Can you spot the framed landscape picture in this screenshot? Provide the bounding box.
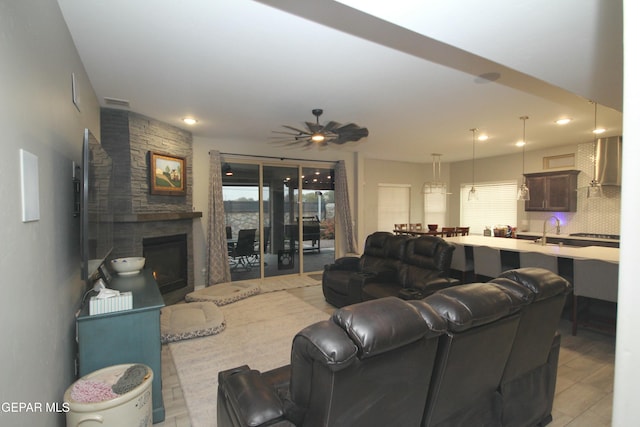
[149,151,186,196]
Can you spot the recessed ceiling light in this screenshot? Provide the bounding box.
[516,141,526,147]
[182,117,197,125]
[478,134,489,141]
[555,118,572,125]
[593,128,606,134]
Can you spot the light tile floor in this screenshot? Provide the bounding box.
[155,282,616,427]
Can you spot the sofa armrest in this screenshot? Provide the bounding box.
[325,256,360,271]
[413,277,460,296]
[360,267,397,282]
[218,366,286,427]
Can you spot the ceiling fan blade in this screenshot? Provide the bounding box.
[322,121,341,132]
[335,123,360,132]
[282,125,311,135]
[272,130,303,137]
[305,122,322,133]
[273,111,368,148]
[334,127,369,144]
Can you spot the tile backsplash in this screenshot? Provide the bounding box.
[524,142,621,235]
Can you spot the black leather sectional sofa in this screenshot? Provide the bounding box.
[322,231,456,307]
[217,267,571,427]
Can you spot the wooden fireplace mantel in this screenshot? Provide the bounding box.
[113,211,203,223]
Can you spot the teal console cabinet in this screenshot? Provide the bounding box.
[76,269,165,423]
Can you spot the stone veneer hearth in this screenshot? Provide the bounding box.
[101,108,201,305]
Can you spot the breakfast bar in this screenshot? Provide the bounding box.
[444,235,619,263]
[444,235,619,335]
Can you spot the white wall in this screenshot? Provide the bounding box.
[361,158,443,238]
[0,1,100,426]
[612,1,640,424]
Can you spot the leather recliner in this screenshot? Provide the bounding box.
[218,268,570,427]
[493,268,572,427]
[322,232,410,307]
[417,280,532,427]
[217,297,447,427]
[361,234,455,301]
[323,232,455,307]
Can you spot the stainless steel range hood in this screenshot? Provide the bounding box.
[595,136,622,186]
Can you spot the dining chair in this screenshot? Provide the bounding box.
[230,228,257,270]
[394,224,409,234]
[441,227,457,237]
[572,259,619,335]
[226,226,234,255]
[455,226,470,236]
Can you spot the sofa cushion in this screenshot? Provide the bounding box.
[422,282,528,332]
[361,280,404,301]
[358,232,390,271]
[332,297,444,358]
[497,267,571,301]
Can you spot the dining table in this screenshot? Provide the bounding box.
[393,228,447,237]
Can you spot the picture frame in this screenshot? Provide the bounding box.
[149,151,186,196]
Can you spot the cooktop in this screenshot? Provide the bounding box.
[569,233,620,240]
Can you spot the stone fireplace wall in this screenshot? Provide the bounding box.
[101,108,200,304]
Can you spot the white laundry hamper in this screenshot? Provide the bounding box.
[64,364,153,427]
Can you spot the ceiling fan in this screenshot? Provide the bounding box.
[271,109,369,147]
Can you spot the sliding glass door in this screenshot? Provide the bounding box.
[222,160,335,281]
[262,164,300,278]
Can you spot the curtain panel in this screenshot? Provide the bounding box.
[207,150,232,285]
[335,160,357,254]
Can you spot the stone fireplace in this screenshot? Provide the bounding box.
[101,108,201,305]
[143,233,188,294]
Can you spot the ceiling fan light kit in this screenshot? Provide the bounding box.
[271,109,368,147]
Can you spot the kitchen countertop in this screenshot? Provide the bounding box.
[445,235,619,264]
[517,232,620,244]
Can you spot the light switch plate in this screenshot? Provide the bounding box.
[20,149,40,222]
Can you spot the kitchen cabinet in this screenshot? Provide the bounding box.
[524,170,579,212]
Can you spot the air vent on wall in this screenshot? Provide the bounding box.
[104,97,130,108]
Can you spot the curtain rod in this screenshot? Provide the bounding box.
[210,151,338,164]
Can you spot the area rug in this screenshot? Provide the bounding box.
[168,291,330,427]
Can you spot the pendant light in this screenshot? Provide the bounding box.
[587,101,603,198]
[468,128,479,201]
[516,116,530,201]
[423,153,449,195]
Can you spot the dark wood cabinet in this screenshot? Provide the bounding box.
[524,170,579,212]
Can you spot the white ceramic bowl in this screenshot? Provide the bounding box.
[110,257,146,275]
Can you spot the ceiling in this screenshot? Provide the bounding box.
[57,0,623,163]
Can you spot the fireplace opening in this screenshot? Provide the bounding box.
[143,234,188,294]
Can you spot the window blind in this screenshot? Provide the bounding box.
[424,191,447,227]
[460,181,517,235]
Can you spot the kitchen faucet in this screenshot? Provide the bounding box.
[541,216,561,245]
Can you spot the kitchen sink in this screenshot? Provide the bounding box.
[528,240,580,248]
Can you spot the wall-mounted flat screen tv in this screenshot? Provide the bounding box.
[81,128,114,283]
